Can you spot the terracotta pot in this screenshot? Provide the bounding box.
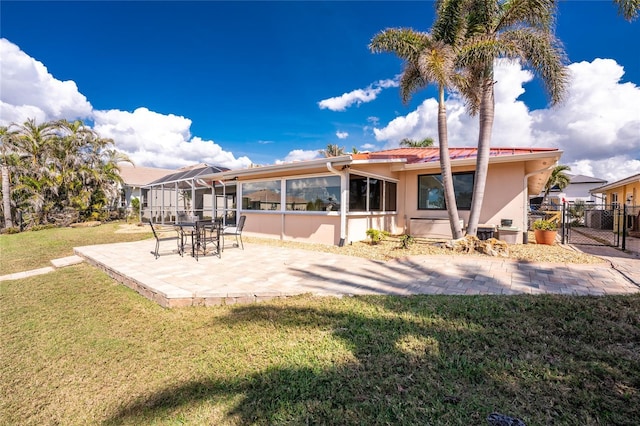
[534,229,557,245]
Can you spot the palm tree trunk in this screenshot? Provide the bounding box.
[437,86,463,239]
[467,80,495,237]
[1,164,13,228]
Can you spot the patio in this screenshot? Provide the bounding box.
[74,237,640,308]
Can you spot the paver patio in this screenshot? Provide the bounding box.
[73,238,640,308]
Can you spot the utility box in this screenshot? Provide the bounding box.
[477,224,496,241]
[497,227,520,244]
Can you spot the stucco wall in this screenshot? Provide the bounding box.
[400,162,527,242]
[241,212,342,245]
[346,213,399,243]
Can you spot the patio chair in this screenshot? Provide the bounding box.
[223,215,246,250]
[149,221,179,259]
[193,219,221,260]
[185,220,221,260]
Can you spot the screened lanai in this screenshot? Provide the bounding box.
[141,164,237,225]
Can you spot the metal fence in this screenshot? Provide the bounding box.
[559,202,636,250]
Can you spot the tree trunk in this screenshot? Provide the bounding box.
[1,164,13,228]
[437,86,463,239]
[467,80,495,237]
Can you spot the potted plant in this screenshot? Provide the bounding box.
[532,218,557,245]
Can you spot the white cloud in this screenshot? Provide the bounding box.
[372,59,640,182]
[336,131,349,139]
[93,108,252,170]
[0,38,92,125]
[318,78,398,111]
[276,149,320,163]
[0,38,252,170]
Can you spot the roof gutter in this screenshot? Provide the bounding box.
[216,155,354,180]
[327,161,348,247]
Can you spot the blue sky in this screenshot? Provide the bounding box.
[1,1,639,182]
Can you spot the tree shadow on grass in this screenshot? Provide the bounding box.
[104,297,498,425]
[104,287,640,425]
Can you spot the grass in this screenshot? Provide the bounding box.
[1,224,639,424]
[0,221,152,275]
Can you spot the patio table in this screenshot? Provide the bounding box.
[176,220,219,259]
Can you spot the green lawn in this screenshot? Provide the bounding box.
[0,221,152,275]
[1,225,639,425]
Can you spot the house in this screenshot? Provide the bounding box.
[555,174,607,203]
[531,173,607,208]
[590,173,640,234]
[118,163,175,213]
[142,147,562,245]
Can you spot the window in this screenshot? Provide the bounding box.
[286,176,340,211]
[242,180,281,210]
[611,192,619,209]
[349,174,397,212]
[418,172,474,210]
[349,175,368,211]
[385,181,397,211]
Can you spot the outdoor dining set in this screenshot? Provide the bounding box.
[149,215,246,260]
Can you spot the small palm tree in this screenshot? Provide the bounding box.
[542,164,571,206]
[318,144,346,158]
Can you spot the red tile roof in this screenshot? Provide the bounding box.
[352,147,559,164]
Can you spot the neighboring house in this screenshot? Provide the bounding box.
[590,173,640,234]
[144,147,562,245]
[555,174,608,203]
[118,163,175,213]
[531,173,607,208]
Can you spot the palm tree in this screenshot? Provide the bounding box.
[454,0,569,237]
[542,164,571,206]
[370,1,469,239]
[318,144,346,157]
[0,126,16,228]
[399,137,435,147]
[9,119,60,225]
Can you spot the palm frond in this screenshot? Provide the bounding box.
[501,28,569,105]
[399,63,428,104]
[369,28,431,62]
[613,0,640,21]
[499,0,555,31]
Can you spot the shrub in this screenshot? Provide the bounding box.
[366,228,389,245]
[532,218,557,231]
[399,234,415,249]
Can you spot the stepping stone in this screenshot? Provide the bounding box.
[51,255,84,268]
[0,267,55,282]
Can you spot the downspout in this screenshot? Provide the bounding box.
[327,161,347,247]
[523,162,557,243]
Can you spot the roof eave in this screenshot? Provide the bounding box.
[590,173,640,194]
[204,155,354,180]
[397,150,562,170]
